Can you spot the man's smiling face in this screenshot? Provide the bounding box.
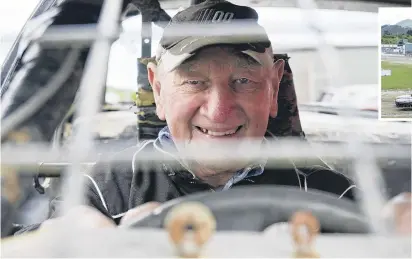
[148,45,283,173]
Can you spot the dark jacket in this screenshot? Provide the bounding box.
[16,139,356,234]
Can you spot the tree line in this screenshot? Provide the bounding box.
[381,30,412,44]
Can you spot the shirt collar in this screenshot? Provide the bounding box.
[156,126,266,190]
[158,126,175,151]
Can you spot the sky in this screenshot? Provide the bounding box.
[0,0,40,34]
[0,0,41,64]
[379,7,412,25]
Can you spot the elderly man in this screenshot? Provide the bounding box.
[15,0,409,233]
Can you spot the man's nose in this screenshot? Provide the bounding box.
[201,85,236,123]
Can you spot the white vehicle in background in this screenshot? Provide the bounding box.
[309,84,378,111]
[299,84,410,145]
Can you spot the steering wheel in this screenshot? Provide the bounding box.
[125,186,370,233]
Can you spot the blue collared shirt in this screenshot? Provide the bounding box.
[157,126,266,190]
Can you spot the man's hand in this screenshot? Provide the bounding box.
[39,205,116,231]
[383,192,411,235]
[119,202,161,226]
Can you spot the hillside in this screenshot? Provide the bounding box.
[381,24,409,35]
[382,19,412,35]
[396,19,412,29]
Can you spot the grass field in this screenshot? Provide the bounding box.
[381,61,412,90]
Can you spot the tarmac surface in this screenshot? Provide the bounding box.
[381,90,412,119]
[381,54,412,65]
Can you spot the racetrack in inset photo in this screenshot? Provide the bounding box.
[380,59,412,119]
[381,90,412,119]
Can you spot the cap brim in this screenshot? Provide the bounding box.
[156,36,273,72]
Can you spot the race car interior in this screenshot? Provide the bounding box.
[0,0,411,257]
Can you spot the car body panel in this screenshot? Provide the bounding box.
[299,109,411,143]
[1,228,411,257]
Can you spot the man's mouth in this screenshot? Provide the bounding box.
[195,125,243,136]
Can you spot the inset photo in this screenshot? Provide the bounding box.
[379,7,412,120]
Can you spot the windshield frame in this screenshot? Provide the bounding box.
[0,0,57,94]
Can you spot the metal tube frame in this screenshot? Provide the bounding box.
[60,0,124,212]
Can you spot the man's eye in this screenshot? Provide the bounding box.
[185,80,201,85]
[180,79,207,92]
[234,78,251,84]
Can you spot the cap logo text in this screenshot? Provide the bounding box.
[211,11,234,23]
[197,8,234,23]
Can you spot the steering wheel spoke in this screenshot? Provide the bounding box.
[290,211,321,258]
[164,202,216,258]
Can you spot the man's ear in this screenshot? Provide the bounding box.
[269,59,284,118]
[147,62,165,120]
